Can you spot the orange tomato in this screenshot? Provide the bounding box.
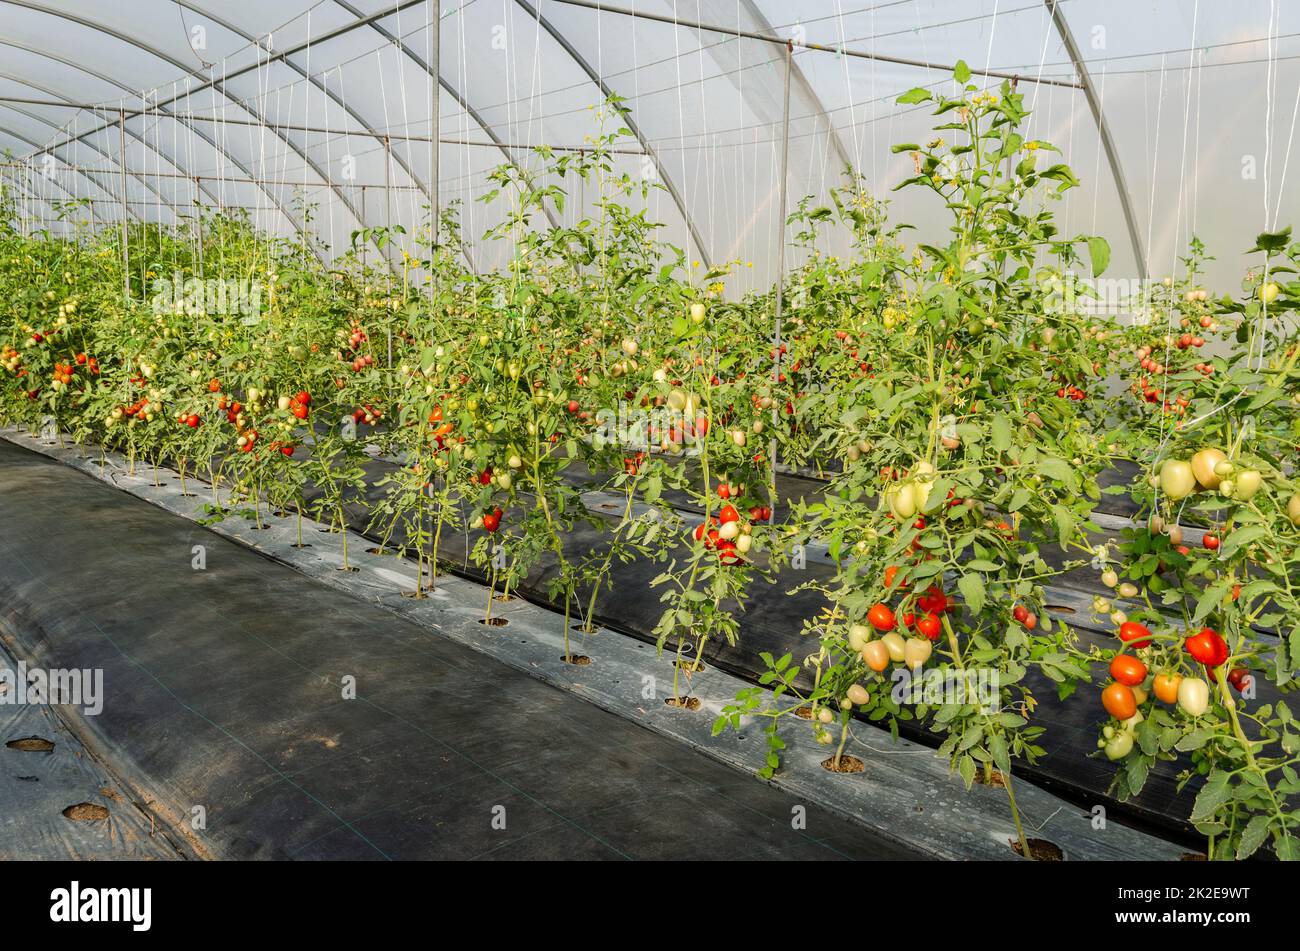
[1153,672,1182,704]
[861,640,890,673]
[1102,682,1137,720]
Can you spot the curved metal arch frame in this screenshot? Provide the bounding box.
[1,172,86,231]
[0,39,273,215]
[0,106,141,227]
[0,107,121,226]
[0,0,1148,283]
[513,0,713,268]
[175,0,479,271]
[0,128,115,226]
[326,0,563,241]
[737,0,853,175]
[0,54,200,222]
[1045,0,1146,277]
[0,0,373,267]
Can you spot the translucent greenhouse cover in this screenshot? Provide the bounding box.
[1,0,1297,295]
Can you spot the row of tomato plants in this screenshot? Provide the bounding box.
[2,77,1298,860]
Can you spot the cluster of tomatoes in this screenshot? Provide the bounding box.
[1158,446,1265,506]
[351,403,383,426]
[339,324,372,374]
[49,361,76,390]
[279,391,311,421]
[691,485,759,564]
[1098,621,1251,760]
[872,574,952,645]
[850,601,934,673]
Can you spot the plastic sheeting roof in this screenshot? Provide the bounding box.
[1,1,1297,292]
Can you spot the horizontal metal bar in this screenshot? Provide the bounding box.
[549,0,1084,90]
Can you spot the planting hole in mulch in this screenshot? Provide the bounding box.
[665,696,701,711]
[1011,838,1063,861]
[493,594,516,603]
[1045,604,1076,614]
[6,736,55,752]
[178,492,198,498]
[336,565,359,573]
[478,617,509,627]
[562,654,591,666]
[365,547,387,555]
[793,705,814,720]
[400,589,429,600]
[62,803,110,822]
[973,768,1007,788]
[290,543,312,549]
[674,657,706,672]
[821,754,865,774]
[1180,852,1207,861]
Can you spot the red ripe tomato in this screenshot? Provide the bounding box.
[482,512,500,533]
[917,585,947,615]
[291,401,309,420]
[916,613,941,641]
[1013,604,1029,624]
[718,504,740,525]
[693,523,707,543]
[1203,533,1220,551]
[1102,682,1137,720]
[1227,667,1251,693]
[295,391,311,406]
[1185,627,1229,667]
[717,539,740,564]
[1109,654,1148,687]
[281,445,295,457]
[186,414,199,427]
[717,484,731,500]
[1118,621,1152,649]
[866,603,896,632]
[477,468,493,486]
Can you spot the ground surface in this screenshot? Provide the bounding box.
[0,439,921,860]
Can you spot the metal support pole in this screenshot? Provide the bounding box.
[769,41,792,510]
[385,135,394,368]
[429,0,440,301]
[360,184,368,270]
[118,110,130,304]
[194,177,204,281]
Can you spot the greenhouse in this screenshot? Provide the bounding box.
[0,0,1297,881]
